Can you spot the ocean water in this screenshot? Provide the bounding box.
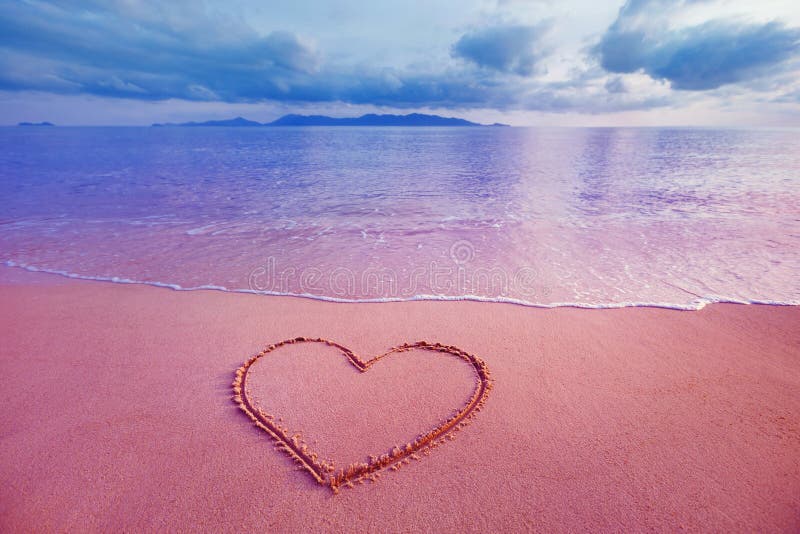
[1,126,799,309]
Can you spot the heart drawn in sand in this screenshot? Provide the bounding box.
[232,337,492,493]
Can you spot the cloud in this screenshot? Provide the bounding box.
[0,1,320,101]
[451,23,552,76]
[2,0,793,118]
[774,88,800,103]
[604,77,628,94]
[0,1,558,109]
[595,0,800,90]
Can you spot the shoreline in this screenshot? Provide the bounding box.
[5,260,798,312]
[1,267,799,531]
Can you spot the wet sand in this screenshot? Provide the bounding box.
[1,267,798,531]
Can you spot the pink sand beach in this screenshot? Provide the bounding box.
[1,266,798,531]
[3,1,800,530]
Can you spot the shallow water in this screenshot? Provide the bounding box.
[1,126,799,309]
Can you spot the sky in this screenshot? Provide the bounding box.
[0,0,799,126]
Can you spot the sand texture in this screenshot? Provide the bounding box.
[1,268,799,532]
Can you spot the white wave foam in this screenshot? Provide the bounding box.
[4,259,799,311]
[185,222,219,235]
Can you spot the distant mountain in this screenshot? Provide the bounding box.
[151,116,262,127]
[18,121,54,126]
[266,113,489,126]
[150,113,508,127]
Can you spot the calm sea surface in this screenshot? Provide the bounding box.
[1,126,798,309]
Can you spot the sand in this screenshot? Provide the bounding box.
[1,266,798,532]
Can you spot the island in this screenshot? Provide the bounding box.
[151,117,262,127]
[152,113,509,127]
[267,113,485,126]
[17,121,55,127]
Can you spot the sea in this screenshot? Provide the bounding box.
[1,125,799,310]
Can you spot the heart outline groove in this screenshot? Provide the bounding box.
[232,337,492,493]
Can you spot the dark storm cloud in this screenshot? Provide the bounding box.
[596,0,800,90]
